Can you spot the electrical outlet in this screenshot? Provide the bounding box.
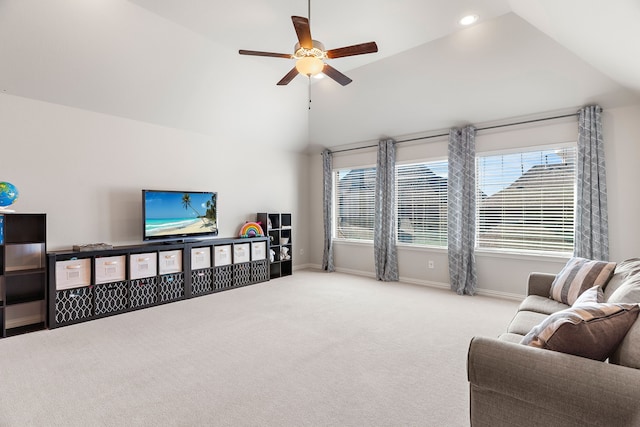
[428,260,434,269]
[299,248,304,255]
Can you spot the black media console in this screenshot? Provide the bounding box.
[47,236,269,328]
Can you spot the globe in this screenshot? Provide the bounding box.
[0,182,19,208]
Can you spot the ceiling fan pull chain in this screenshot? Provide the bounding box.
[308,76,312,110]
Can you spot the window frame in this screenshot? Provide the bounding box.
[474,142,577,257]
[395,157,449,249]
[330,141,577,259]
[332,165,377,243]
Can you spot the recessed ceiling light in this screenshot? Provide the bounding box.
[459,14,479,26]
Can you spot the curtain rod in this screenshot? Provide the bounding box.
[329,112,579,154]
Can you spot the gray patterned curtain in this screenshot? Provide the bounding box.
[448,126,477,295]
[321,149,335,271]
[374,139,399,281]
[575,105,609,260]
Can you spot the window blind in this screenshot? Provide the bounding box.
[396,161,448,246]
[334,167,376,241]
[476,146,576,253]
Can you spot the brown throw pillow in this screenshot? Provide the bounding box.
[521,303,640,361]
[550,257,616,305]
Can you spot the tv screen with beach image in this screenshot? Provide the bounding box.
[143,190,218,240]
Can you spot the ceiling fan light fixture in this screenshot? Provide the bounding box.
[296,56,324,76]
[459,14,479,26]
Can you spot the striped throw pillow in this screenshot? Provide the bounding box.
[550,257,616,305]
[521,302,640,361]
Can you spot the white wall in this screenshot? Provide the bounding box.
[308,104,640,298]
[1,94,310,266]
[605,103,640,261]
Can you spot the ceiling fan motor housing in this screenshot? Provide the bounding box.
[293,40,326,59]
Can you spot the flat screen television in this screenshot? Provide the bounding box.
[142,190,218,241]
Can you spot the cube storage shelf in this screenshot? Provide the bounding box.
[47,236,269,329]
[257,212,292,279]
[0,213,47,338]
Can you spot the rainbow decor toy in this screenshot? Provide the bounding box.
[239,222,264,238]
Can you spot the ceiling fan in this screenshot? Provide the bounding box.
[239,14,378,86]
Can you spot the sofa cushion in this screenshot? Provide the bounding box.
[609,318,640,368]
[604,258,640,301]
[549,257,616,305]
[507,310,549,336]
[608,283,640,305]
[606,267,640,369]
[518,295,569,316]
[520,303,640,361]
[607,273,640,304]
[497,332,524,343]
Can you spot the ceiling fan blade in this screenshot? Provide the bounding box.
[277,67,300,85]
[326,42,378,59]
[239,50,292,59]
[292,16,312,49]
[322,64,352,86]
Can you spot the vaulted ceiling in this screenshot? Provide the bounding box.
[1,0,638,151]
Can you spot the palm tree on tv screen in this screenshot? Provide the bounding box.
[182,193,209,227]
[205,194,217,225]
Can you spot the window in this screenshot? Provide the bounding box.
[334,161,448,245]
[334,167,376,241]
[333,145,576,255]
[476,146,576,254]
[396,160,448,246]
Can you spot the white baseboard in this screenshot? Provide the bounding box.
[335,266,376,278]
[474,288,524,301]
[293,263,316,272]
[399,276,450,290]
[400,275,523,300]
[301,265,524,301]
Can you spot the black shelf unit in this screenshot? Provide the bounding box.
[0,213,47,338]
[47,236,269,329]
[257,212,292,279]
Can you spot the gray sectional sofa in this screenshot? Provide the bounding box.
[467,259,640,427]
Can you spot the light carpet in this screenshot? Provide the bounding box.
[0,270,519,426]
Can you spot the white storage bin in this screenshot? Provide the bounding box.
[251,241,267,261]
[191,247,211,270]
[95,255,126,285]
[214,245,232,267]
[129,252,158,280]
[159,250,182,274]
[233,243,251,264]
[56,258,91,290]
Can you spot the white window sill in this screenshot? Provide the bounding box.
[333,239,570,261]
